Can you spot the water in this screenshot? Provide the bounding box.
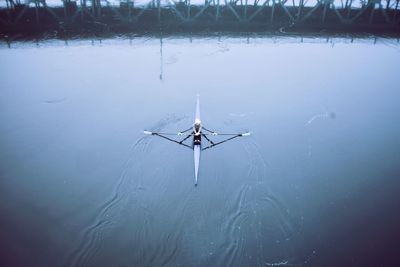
[1,35,400,267]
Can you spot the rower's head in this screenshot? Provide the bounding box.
[194,120,201,132]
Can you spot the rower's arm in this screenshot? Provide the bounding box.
[179,127,193,134]
[202,127,217,134]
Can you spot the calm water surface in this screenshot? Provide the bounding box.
[1,35,400,267]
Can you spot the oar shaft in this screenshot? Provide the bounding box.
[202,133,251,136]
[143,131,192,136]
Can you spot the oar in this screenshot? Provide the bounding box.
[143,131,192,136]
[202,132,251,136]
[143,131,193,149]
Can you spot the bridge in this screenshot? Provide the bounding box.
[1,0,399,36]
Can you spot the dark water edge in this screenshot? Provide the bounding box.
[1,30,399,45]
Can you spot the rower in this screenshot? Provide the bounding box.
[193,119,201,146]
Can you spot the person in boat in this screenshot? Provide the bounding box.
[193,120,201,146]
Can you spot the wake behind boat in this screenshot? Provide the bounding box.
[144,95,251,186]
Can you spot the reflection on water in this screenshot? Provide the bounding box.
[0,34,400,267]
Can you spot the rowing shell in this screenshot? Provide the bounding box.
[143,96,251,186]
[194,95,201,186]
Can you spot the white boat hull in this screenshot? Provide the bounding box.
[194,95,201,185]
[194,144,200,185]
